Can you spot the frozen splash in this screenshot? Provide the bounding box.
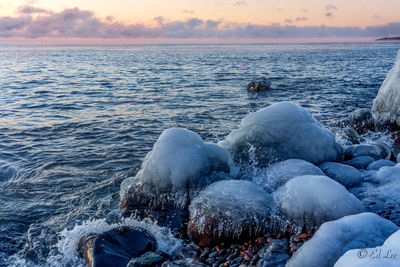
[6,217,182,267]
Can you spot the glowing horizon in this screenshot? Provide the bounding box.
[0,0,400,41]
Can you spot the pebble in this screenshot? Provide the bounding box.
[209,252,218,258]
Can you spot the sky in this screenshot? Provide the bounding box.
[0,0,400,42]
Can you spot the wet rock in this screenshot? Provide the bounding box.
[126,251,166,267]
[344,156,375,169]
[105,209,122,225]
[274,175,364,231]
[78,226,157,267]
[246,159,324,193]
[337,108,375,134]
[286,213,398,267]
[221,102,342,167]
[247,77,272,93]
[318,162,361,188]
[256,239,290,267]
[188,180,278,246]
[367,159,395,170]
[344,143,392,160]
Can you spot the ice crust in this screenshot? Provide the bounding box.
[220,101,342,166]
[274,175,364,230]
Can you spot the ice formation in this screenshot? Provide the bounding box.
[120,127,232,209]
[318,162,362,188]
[220,101,342,167]
[247,159,325,193]
[372,50,400,126]
[273,175,364,230]
[344,156,375,169]
[335,229,400,267]
[344,143,392,160]
[287,212,398,267]
[188,180,279,246]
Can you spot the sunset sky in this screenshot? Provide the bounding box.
[1,0,400,41]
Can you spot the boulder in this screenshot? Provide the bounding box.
[247,159,324,193]
[188,180,277,246]
[287,213,398,267]
[78,226,157,267]
[120,128,232,230]
[247,77,272,92]
[337,108,375,134]
[126,251,166,267]
[344,156,375,169]
[344,143,392,160]
[221,102,342,167]
[274,175,364,231]
[318,162,362,188]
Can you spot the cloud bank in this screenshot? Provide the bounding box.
[0,6,399,39]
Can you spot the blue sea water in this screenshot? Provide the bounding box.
[0,42,399,266]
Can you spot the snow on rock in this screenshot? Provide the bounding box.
[334,229,400,267]
[220,101,343,167]
[372,50,400,126]
[287,212,399,267]
[367,159,395,170]
[120,127,232,211]
[318,162,362,188]
[273,175,364,231]
[187,180,278,246]
[243,159,324,193]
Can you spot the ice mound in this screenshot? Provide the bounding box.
[344,143,392,160]
[372,50,400,126]
[274,175,364,230]
[318,162,362,188]
[287,212,398,267]
[187,180,279,246]
[335,229,400,267]
[120,127,232,210]
[220,101,342,167]
[247,159,325,193]
[367,159,395,170]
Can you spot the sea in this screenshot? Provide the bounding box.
[0,42,399,266]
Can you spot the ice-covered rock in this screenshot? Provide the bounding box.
[245,159,324,193]
[220,101,342,167]
[344,156,375,169]
[287,212,398,267]
[335,229,400,267]
[318,162,362,188]
[120,128,231,212]
[344,143,392,160]
[274,175,364,230]
[367,159,395,170]
[187,180,278,246]
[372,50,400,127]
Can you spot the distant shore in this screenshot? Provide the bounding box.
[376,36,400,41]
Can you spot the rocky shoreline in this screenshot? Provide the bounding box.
[77,50,400,267]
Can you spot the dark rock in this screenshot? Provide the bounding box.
[344,156,375,169]
[78,226,157,267]
[336,108,374,134]
[127,251,166,267]
[256,239,290,267]
[367,159,396,170]
[247,77,272,93]
[344,143,392,161]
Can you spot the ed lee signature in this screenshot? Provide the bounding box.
[358,248,398,260]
